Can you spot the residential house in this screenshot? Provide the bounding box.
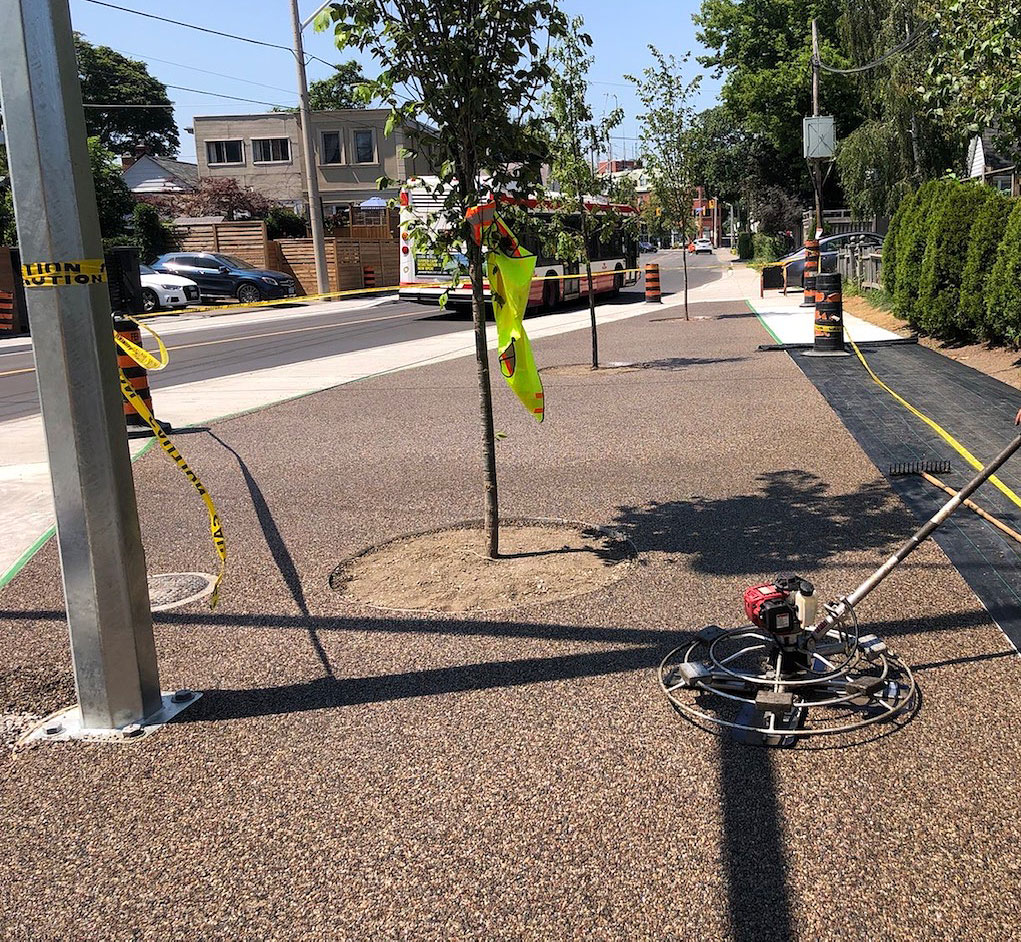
[967,127,1019,196]
[121,149,199,194]
[192,109,432,217]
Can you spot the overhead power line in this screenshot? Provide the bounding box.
[81,85,291,109]
[110,47,296,95]
[817,30,923,74]
[81,0,292,52]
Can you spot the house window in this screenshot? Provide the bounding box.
[252,138,291,163]
[353,129,375,164]
[322,131,342,164]
[206,140,244,165]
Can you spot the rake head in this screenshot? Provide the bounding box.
[888,459,952,477]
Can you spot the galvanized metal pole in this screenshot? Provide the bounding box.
[0,0,161,730]
[290,0,330,295]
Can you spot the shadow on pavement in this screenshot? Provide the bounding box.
[177,643,665,722]
[721,736,795,942]
[632,356,747,371]
[207,431,335,679]
[612,471,912,577]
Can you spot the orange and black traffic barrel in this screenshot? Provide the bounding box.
[644,263,661,303]
[363,266,376,289]
[801,238,820,308]
[813,272,845,353]
[114,316,159,435]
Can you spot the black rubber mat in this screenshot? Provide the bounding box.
[792,343,1021,651]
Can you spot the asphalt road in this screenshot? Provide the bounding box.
[0,250,725,423]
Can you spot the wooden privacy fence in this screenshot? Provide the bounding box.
[272,238,400,296]
[172,220,271,269]
[0,246,28,336]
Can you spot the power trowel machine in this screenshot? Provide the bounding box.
[660,432,1021,745]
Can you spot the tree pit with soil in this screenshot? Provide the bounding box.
[329,519,637,614]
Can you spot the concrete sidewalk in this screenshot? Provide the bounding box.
[3,285,1020,938]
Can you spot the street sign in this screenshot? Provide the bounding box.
[803,116,835,159]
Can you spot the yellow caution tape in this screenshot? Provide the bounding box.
[845,327,1021,510]
[114,316,169,371]
[117,370,227,607]
[21,258,107,287]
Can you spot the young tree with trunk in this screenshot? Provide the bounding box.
[627,48,702,319]
[541,18,625,370]
[316,0,567,557]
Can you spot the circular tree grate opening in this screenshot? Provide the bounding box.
[330,519,637,614]
[148,572,217,612]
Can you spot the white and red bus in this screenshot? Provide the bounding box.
[398,177,640,310]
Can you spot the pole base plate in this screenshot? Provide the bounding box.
[18,689,201,747]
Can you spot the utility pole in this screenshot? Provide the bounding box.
[290,0,330,295]
[0,0,164,732]
[811,18,824,234]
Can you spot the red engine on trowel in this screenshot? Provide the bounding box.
[743,574,817,646]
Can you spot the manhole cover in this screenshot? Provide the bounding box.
[148,572,217,611]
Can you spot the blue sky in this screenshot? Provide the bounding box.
[68,0,721,161]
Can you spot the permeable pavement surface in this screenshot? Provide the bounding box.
[3,300,1019,939]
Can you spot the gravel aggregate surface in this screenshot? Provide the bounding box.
[2,299,1020,940]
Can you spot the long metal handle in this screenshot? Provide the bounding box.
[811,432,1021,640]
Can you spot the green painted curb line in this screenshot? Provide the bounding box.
[0,437,157,593]
[745,298,784,345]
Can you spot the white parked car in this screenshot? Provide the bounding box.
[693,238,714,254]
[139,264,201,314]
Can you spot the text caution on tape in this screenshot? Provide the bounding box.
[21,259,107,287]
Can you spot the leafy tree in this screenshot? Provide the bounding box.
[683,105,752,206]
[74,35,178,157]
[310,61,367,111]
[986,201,1021,346]
[627,47,702,318]
[131,202,176,263]
[317,0,568,558]
[746,184,802,240]
[1,139,136,246]
[0,147,14,246]
[917,180,992,338]
[152,177,271,222]
[88,137,134,241]
[266,206,308,239]
[960,190,1013,340]
[832,0,960,218]
[541,18,626,369]
[273,60,367,113]
[694,0,863,203]
[923,0,1021,146]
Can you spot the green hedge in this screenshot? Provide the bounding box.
[893,179,945,327]
[737,231,754,260]
[917,181,994,339]
[752,232,782,262]
[961,190,1014,340]
[882,180,1016,343]
[987,200,1021,346]
[881,189,916,297]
